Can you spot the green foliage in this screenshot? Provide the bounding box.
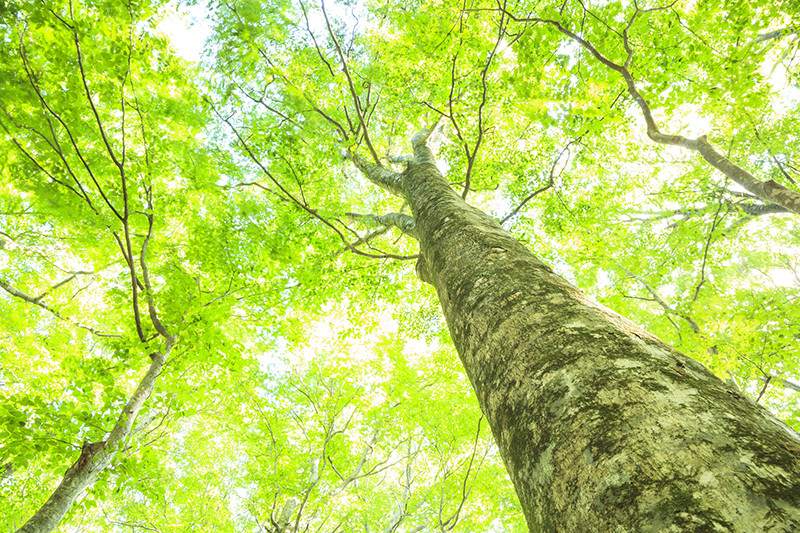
[1,0,799,530]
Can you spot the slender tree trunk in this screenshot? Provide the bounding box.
[368,136,800,531]
[16,336,176,533]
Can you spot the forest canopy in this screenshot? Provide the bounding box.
[1,0,799,530]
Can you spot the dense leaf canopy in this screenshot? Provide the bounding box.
[1,0,798,530]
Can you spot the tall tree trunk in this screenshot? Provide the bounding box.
[363,135,800,531]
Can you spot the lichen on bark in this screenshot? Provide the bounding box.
[377,135,800,532]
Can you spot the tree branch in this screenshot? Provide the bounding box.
[615,265,700,334]
[346,212,418,239]
[217,107,415,260]
[345,151,407,197]
[16,334,177,533]
[461,3,507,199]
[320,0,381,165]
[0,278,121,339]
[139,212,171,339]
[501,5,800,215]
[501,134,583,224]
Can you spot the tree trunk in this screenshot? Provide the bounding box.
[387,139,800,531]
[16,336,176,533]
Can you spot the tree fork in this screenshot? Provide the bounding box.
[359,132,800,531]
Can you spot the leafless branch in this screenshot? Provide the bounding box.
[691,200,724,302]
[460,3,508,199]
[440,416,484,531]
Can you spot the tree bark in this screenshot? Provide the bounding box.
[366,136,800,531]
[16,335,176,533]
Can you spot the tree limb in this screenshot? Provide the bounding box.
[320,0,381,165]
[501,5,800,215]
[615,265,700,334]
[345,151,407,197]
[0,278,122,339]
[16,334,177,533]
[346,212,418,239]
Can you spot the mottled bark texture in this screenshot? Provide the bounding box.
[362,135,800,531]
[16,335,176,533]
